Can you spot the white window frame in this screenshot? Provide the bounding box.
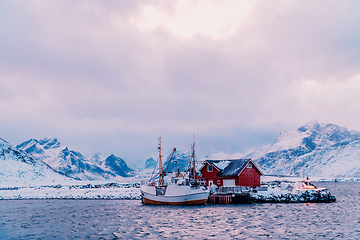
[247,163,252,168]
[207,165,213,172]
[208,180,213,186]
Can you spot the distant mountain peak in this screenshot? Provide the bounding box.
[39,138,61,149]
[16,138,61,155]
[16,138,135,180]
[92,152,102,158]
[104,154,135,177]
[297,120,320,132]
[0,137,10,146]
[246,121,360,179]
[145,157,156,169]
[0,137,64,182]
[90,152,105,166]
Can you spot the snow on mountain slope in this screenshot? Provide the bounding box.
[16,138,135,181]
[145,157,156,169]
[246,120,360,179]
[90,152,105,166]
[0,138,67,183]
[162,151,191,173]
[104,154,135,177]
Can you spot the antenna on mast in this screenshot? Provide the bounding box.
[158,137,162,186]
[191,134,196,181]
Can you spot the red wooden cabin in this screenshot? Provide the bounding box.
[199,159,263,188]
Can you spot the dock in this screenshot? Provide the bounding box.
[208,186,253,204]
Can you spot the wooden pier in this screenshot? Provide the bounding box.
[208,193,252,204]
[208,186,253,204]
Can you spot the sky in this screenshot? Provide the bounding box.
[1,0,360,167]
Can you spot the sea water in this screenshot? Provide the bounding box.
[1,182,359,239]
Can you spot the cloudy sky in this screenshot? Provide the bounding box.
[1,0,360,166]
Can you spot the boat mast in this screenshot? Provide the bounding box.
[158,137,162,186]
[191,134,196,181]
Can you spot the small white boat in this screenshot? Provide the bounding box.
[140,137,210,205]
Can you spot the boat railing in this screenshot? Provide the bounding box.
[142,179,207,187]
[141,180,174,187]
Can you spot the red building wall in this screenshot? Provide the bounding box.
[238,167,261,187]
[200,163,221,186]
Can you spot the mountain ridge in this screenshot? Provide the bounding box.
[246,120,360,179]
[0,137,67,182]
[16,138,136,181]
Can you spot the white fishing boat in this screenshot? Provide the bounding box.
[140,137,210,205]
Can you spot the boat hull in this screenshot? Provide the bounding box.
[140,185,210,205]
[142,197,207,205]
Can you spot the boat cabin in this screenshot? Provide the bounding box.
[199,159,263,188]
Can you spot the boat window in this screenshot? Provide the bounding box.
[208,165,213,172]
[156,187,167,196]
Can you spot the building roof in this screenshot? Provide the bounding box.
[216,159,263,177]
[216,159,249,177]
[200,159,263,177]
[205,160,235,171]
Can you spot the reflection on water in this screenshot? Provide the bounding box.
[1,182,360,239]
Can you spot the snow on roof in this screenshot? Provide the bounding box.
[205,160,234,171]
[218,159,251,177]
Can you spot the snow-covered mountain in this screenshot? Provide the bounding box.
[246,120,360,179]
[143,150,191,173]
[104,154,135,177]
[0,137,66,182]
[163,151,191,173]
[145,157,156,169]
[16,138,135,181]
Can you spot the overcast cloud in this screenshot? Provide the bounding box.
[1,0,360,165]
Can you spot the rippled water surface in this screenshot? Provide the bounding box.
[1,182,360,239]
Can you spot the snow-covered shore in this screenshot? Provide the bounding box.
[251,179,336,203]
[261,175,360,183]
[252,187,336,203]
[0,175,342,202]
[0,180,141,200]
